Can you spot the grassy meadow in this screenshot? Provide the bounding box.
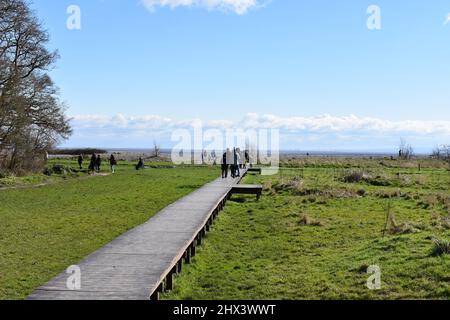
[0,159,218,300]
[163,157,450,300]
[1,156,449,300]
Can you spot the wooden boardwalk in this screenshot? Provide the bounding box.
[28,170,248,300]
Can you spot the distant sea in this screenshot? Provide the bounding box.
[103,148,429,158]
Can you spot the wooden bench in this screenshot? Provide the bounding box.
[247,167,262,174]
[231,184,263,200]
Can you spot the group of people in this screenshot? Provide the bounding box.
[77,154,147,173]
[75,149,248,177]
[221,148,249,179]
[78,154,117,174]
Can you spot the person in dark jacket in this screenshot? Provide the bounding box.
[221,151,228,179]
[136,157,145,170]
[96,155,102,173]
[77,155,83,170]
[88,154,96,172]
[109,154,117,174]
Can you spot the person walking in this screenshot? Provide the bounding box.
[136,157,145,170]
[221,151,228,178]
[96,155,102,173]
[109,154,117,174]
[234,148,241,177]
[245,150,249,169]
[226,148,233,178]
[88,154,96,172]
[77,155,83,170]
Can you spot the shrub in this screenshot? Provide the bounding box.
[375,190,401,199]
[431,212,450,230]
[341,170,369,183]
[386,213,419,235]
[299,213,323,227]
[430,238,450,257]
[0,169,8,179]
[263,181,273,192]
[49,148,107,155]
[442,217,450,230]
[273,176,303,192]
[42,167,53,176]
[367,176,393,186]
[46,165,74,175]
[357,189,366,197]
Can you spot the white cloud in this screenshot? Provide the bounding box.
[68,115,448,151]
[141,0,261,15]
[67,113,450,152]
[445,13,450,25]
[71,113,450,136]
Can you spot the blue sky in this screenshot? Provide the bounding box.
[30,0,450,152]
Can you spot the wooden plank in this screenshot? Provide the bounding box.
[28,169,249,300]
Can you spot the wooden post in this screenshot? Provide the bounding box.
[166,267,176,291]
[202,226,207,237]
[150,283,163,300]
[190,243,196,257]
[197,232,202,246]
[150,290,159,301]
[197,233,202,246]
[176,260,182,273]
[184,248,191,264]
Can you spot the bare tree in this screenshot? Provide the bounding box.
[432,145,450,167]
[0,0,71,174]
[432,145,441,159]
[398,138,414,160]
[443,146,450,164]
[152,140,160,158]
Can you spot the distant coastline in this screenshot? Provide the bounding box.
[52,148,430,158]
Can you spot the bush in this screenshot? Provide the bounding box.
[0,169,8,179]
[272,176,303,192]
[430,238,450,257]
[385,213,419,235]
[357,189,366,196]
[43,165,73,175]
[49,148,107,155]
[367,176,393,186]
[299,213,323,227]
[341,170,369,183]
[42,167,53,176]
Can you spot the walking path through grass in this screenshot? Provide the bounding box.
[28,171,246,300]
[0,164,217,300]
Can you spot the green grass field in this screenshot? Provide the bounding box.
[1,157,449,300]
[0,160,218,300]
[163,158,450,300]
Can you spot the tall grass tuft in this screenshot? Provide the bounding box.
[430,238,450,257]
[299,213,323,227]
[341,170,369,183]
